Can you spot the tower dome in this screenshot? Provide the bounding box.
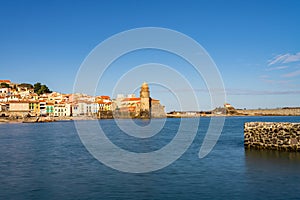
[142,82,149,88]
[140,82,150,98]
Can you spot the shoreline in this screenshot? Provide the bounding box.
[166,114,300,118]
[1,114,300,124]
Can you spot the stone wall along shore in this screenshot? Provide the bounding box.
[244,122,300,151]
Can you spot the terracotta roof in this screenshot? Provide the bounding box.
[151,99,159,102]
[0,80,11,83]
[97,100,104,104]
[127,106,137,108]
[73,100,95,104]
[100,95,110,99]
[122,97,141,102]
[8,100,37,103]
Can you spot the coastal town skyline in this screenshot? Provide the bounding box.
[1,1,300,110]
[0,80,166,118]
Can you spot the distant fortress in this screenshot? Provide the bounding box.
[166,103,300,118]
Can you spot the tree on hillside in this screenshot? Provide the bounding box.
[34,82,52,95]
[19,83,33,89]
[34,82,42,92]
[0,83,10,88]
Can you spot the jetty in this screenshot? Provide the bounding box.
[244,122,300,151]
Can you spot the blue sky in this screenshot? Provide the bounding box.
[1,0,300,111]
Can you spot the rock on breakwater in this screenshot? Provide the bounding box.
[244,122,300,151]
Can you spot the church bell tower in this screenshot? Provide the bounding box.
[140,82,150,118]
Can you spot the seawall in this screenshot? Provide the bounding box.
[244,122,300,151]
[238,108,300,116]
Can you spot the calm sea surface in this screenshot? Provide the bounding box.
[1,116,300,200]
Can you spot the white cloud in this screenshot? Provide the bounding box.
[261,78,292,85]
[268,54,289,66]
[260,75,269,79]
[154,87,300,96]
[266,66,288,71]
[284,52,300,63]
[282,69,300,78]
[268,52,300,66]
[226,88,300,95]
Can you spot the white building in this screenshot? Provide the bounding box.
[72,101,98,117]
[113,94,136,110]
[39,101,47,116]
[54,103,72,117]
[0,88,11,97]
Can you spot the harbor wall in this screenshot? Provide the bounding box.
[238,108,300,116]
[244,122,300,151]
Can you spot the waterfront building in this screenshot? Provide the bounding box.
[72,100,98,117]
[29,100,40,116]
[150,98,166,118]
[54,103,64,117]
[8,100,30,117]
[114,82,166,118]
[97,96,112,112]
[6,99,40,117]
[113,94,135,110]
[120,97,141,113]
[39,100,47,116]
[46,102,54,116]
[54,102,72,117]
[72,103,79,116]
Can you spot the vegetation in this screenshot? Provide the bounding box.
[0,81,52,95]
[19,83,33,89]
[0,83,10,88]
[34,82,52,95]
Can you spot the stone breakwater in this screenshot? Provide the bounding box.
[244,122,300,151]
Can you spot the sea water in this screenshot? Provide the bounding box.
[0,116,300,199]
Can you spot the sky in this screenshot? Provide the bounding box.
[1,0,300,111]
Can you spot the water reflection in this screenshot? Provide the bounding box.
[244,149,300,199]
[245,149,300,164]
[245,148,300,174]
